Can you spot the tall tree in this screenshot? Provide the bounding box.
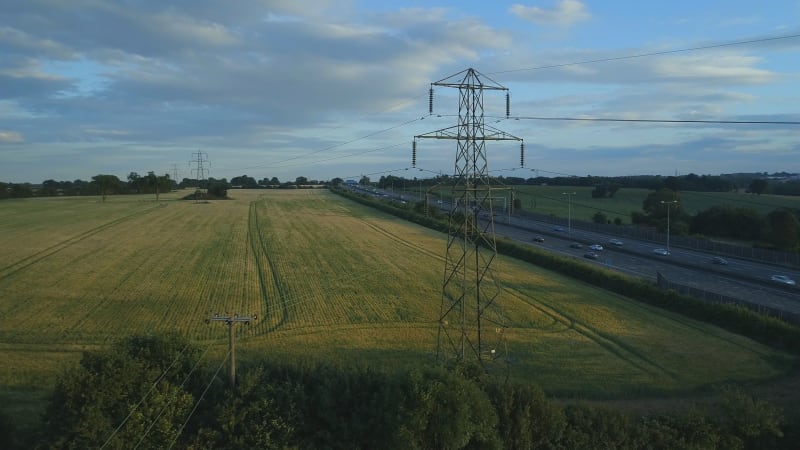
[642,188,682,219]
[749,178,768,195]
[127,172,143,193]
[146,171,158,199]
[91,175,122,202]
[145,172,170,201]
[39,334,202,449]
[767,209,800,250]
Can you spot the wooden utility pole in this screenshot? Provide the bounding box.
[207,313,256,388]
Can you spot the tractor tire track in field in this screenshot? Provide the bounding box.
[0,203,166,282]
[362,215,676,380]
[248,200,291,333]
[503,286,679,381]
[358,218,445,263]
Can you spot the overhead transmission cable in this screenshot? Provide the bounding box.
[487,32,800,75]
[100,342,195,449]
[167,349,232,450]
[217,116,427,174]
[133,342,217,449]
[266,142,408,170]
[223,32,800,178]
[491,115,800,126]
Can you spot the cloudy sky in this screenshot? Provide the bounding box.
[1,0,799,184]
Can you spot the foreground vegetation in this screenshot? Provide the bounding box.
[1,189,798,446]
[1,333,787,449]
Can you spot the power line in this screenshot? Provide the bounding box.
[338,167,413,182]
[488,32,800,75]
[296,108,797,181]
[490,166,580,178]
[265,142,408,170]
[133,342,216,449]
[501,115,800,125]
[100,342,195,449]
[167,349,231,450]
[207,313,256,388]
[216,116,427,175]
[205,32,800,181]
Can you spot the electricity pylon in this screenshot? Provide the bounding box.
[190,151,209,202]
[413,68,524,370]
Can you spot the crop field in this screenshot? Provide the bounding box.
[422,184,800,224]
[0,189,794,420]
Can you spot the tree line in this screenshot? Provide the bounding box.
[0,173,335,201]
[4,171,798,200]
[0,333,791,449]
[495,172,800,196]
[0,172,176,201]
[630,188,800,251]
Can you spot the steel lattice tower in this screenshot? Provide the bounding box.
[414,68,524,369]
[190,151,209,201]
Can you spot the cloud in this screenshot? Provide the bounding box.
[0,130,24,143]
[652,54,776,84]
[0,26,75,59]
[509,1,590,27]
[0,1,795,183]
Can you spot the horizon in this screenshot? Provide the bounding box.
[5,169,798,187]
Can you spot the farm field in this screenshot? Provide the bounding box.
[0,189,794,422]
[422,184,800,225]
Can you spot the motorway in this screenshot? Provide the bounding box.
[347,186,800,318]
[488,213,800,319]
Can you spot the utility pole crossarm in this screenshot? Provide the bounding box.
[415,125,461,140]
[415,124,523,142]
[483,124,523,141]
[208,313,256,325]
[206,313,257,389]
[432,67,508,91]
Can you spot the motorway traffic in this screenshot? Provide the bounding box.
[489,214,800,318]
[357,185,800,318]
[345,185,799,318]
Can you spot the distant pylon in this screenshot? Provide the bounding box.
[414,68,524,371]
[190,151,209,202]
[171,164,180,187]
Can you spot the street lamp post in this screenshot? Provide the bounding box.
[562,192,576,235]
[661,200,678,254]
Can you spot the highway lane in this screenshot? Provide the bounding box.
[344,187,799,316]
[491,211,799,285]
[489,216,800,317]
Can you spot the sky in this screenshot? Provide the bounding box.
[1,0,799,184]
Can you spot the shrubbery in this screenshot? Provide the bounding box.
[4,333,789,449]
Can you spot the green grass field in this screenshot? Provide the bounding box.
[0,189,794,422]
[418,184,800,224]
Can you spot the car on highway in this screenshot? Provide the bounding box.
[583,252,599,260]
[589,244,604,251]
[653,248,670,256]
[569,243,583,249]
[553,226,565,232]
[532,236,545,242]
[711,256,729,265]
[770,275,796,286]
[609,238,623,246]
